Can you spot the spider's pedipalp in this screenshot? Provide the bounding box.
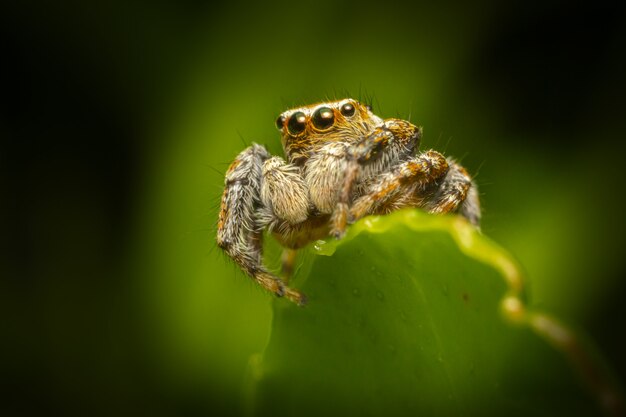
[305,142,349,214]
[261,156,309,224]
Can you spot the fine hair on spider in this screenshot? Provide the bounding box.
[217,98,480,305]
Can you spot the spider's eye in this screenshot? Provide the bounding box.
[311,107,335,130]
[287,111,307,135]
[275,115,286,130]
[340,102,356,117]
[365,104,372,112]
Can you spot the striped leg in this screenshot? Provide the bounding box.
[424,160,481,226]
[349,151,449,221]
[217,144,306,305]
[328,119,422,238]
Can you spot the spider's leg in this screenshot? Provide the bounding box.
[259,155,311,284]
[217,144,306,305]
[280,248,298,282]
[329,119,422,238]
[424,160,481,227]
[349,151,449,222]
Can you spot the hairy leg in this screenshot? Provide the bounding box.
[280,248,298,282]
[425,160,481,226]
[349,151,449,221]
[217,144,306,305]
[459,185,481,227]
[306,119,421,238]
[350,157,480,227]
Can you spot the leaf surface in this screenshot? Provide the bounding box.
[246,210,621,417]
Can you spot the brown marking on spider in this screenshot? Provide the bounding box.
[217,99,481,305]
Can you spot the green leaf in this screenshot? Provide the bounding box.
[245,210,623,417]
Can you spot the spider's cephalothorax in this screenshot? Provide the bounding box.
[217,99,480,305]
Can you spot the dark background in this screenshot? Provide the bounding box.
[3,1,626,416]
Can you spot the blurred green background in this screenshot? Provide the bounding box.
[3,1,625,416]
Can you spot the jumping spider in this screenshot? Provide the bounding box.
[217,99,480,305]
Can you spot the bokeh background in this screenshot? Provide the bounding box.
[3,1,626,416]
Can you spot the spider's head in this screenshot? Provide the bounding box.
[275,99,382,164]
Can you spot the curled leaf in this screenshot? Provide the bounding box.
[246,210,623,417]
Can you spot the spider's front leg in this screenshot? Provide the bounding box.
[327,119,426,238]
[350,157,481,228]
[423,160,481,226]
[217,144,306,305]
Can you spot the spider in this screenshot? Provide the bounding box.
[217,99,480,305]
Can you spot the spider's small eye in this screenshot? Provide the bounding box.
[287,111,307,135]
[275,115,286,130]
[340,102,356,117]
[366,104,372,112]
[311,107,335,130]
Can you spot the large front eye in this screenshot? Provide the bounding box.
[312,107,334,130]
[340,102,356,117]
[275,115,286,130]
[287,111,307,135]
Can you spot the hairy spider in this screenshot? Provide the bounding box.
[217,99,480,305]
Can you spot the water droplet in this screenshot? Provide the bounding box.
[437,355,444,363]
[370,266,376,272]
[442,284,449,296]
[352,288,361,297]
[376,291,385,301]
